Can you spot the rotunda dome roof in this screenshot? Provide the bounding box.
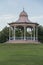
[19,10,28,17]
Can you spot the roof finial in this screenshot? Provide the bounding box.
[23,7,24,12]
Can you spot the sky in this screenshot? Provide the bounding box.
[0,0,43,31]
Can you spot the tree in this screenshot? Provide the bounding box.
[0,26,9,43]
[38,25,43,43]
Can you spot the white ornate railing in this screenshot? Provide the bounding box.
[9,37,36,40]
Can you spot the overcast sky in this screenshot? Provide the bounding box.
[0,0,43,31]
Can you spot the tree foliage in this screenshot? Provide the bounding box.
[0,26,9,43]
[38,25,43,43]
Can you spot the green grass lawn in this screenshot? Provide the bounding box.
[0,43,43,65]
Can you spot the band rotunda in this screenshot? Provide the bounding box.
[8,9,39,43]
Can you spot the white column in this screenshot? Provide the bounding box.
[36,26,38,41]
[24,26,26,40]
[33,26,35,41]
[31,28,32,40]
[14,26,15,40]
[11,27,14,40]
